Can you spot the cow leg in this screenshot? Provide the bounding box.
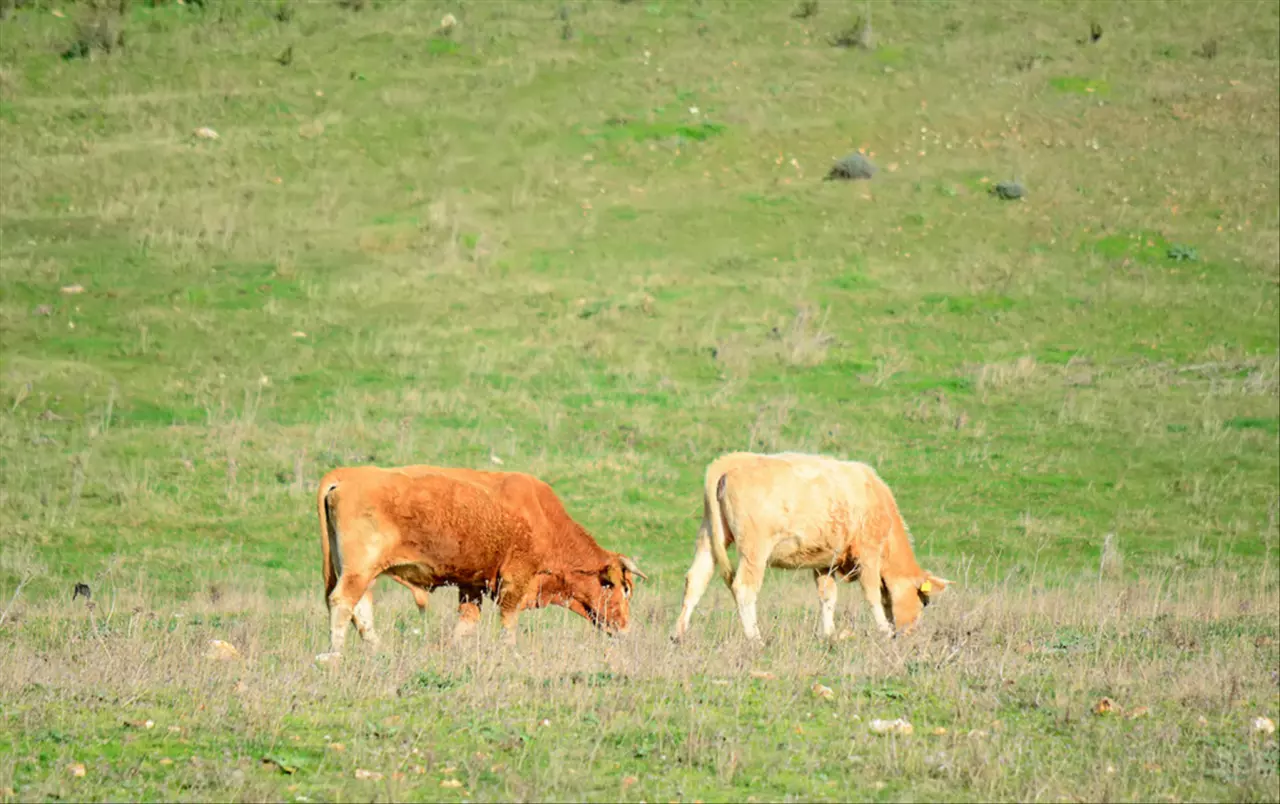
[410,584,431,614]
[324,572,376,657]
[672,528,717,642]
[451,585,484,642]
[857,556,894,636]
[351,589,381,650]
[730,552,767,643]
[499,606,520,647]
[814,571,839,640]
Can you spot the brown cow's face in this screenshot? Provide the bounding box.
[569,559,638,635]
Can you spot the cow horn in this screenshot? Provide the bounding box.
[620,555,648,581]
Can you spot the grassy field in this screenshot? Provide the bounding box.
[1,0,1278,800]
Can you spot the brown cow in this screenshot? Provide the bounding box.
[316,465,644,660]
[671,451,951,643]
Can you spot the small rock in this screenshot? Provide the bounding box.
[193,127,219,140]
[870,718,913,736]
[314,652,341,665]
[825,152,876,181]
[291,331,307,339]
[439,13,458,33]
[931,727,947,736]
[205,639,241,662]
[1253,716,1276,734]
[440,779,463,788]
[811,682,835,700]
[61,284,85,295]
[66,762,86,778]
[991,180,1026,200]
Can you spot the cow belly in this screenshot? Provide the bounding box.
[388,563,438,588]
[389,561,495,591]
[767,536,838,570]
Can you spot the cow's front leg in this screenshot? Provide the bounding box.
[814,571,839,640]
[451,585,484,642]
[499,607,520,647]
[672,521,717,643]
[496,577,535,648]
[730,552,767,643]
[857,555,894,636]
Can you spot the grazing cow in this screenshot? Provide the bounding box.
[370,464,650,640]
[671,451,951,643]
[317,465,645,659]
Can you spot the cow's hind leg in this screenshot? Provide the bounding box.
[730,549,768,643]
[322,572,376,659]
[351,588,381,650]
[857,555,894,636]
[814,571,839,640]
[671,521,717,642]
[451,585,484,642]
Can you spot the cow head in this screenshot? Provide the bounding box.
[567,554,647,635]
[885,571,952,635]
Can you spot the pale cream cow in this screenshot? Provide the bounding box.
[671,451,951,642]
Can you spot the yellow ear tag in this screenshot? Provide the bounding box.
[920,581,932,594]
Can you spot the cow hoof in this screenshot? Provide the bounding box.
[314,652,342,665]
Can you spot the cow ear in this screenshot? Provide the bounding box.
[919,573,953,597]
[599,561,624,588]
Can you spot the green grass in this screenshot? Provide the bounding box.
[1,0,1278,800]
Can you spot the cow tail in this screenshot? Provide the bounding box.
[318,477,342,607]
[708,472,736,587]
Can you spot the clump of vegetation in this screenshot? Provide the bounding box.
[824,152,876,181]
[1197,38,1219,59]
[792,0,818,20]
[829,13,872,49]
[62,0,128,60]
[1167,244,1200,262]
